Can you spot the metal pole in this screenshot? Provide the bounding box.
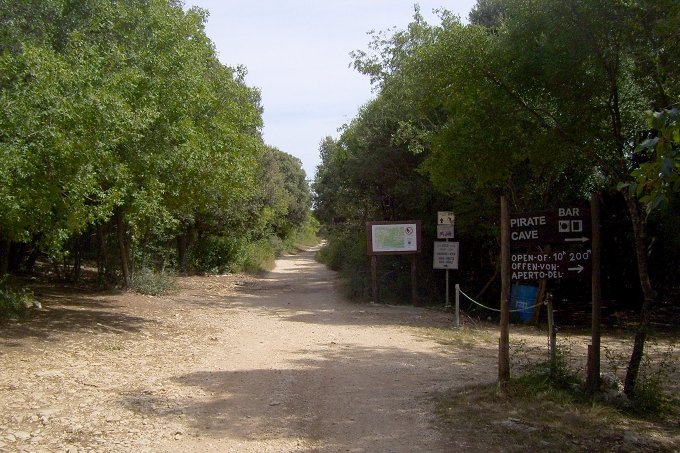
[455,283,460,328]
[371,255,378,303]
[410,254,417,306]
[445,269,451,308]
[444,237,451,308]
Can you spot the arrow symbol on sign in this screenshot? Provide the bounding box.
[568,265,585,273]
[564,236,590,243]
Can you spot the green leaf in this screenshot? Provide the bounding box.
[635,137,659,152]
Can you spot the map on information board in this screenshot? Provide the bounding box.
[367,222,420,254]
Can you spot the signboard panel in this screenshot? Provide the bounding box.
[510,207,591,248]
[511,249,592,280]
[438,211,455,225]
[437,224,455,239]
[433,241,459,269]
[366,221,422,255]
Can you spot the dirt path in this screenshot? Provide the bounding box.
[0,247,496,452]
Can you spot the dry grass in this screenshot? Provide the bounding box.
[419,323,680,452]
[412,325,496,349]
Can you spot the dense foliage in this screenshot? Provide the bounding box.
[0,0,313,283]
[314,0,679,395]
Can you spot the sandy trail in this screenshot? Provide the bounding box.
[0,247,496,452]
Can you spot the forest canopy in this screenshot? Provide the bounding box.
[313,0,679,395]
[0,0,314,284]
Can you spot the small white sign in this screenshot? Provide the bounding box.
[433,241,459,269]
[437,211,455,225]
[437,224,455,239]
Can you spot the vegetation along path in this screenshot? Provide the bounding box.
[1,247,501,452]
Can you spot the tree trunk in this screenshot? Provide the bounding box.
[0,238,9,276]
[532,245,551,324]
[116,211,131,288]
[73,236,81,283]
[8,242,25,273]
[177,232,189,275]
[475,263,498,301]
[532,278,548,324]
[96,224,108,285]
[622,191,656,397]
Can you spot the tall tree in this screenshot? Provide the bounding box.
[0,0,265,283]
[344,0,679,394]
[426,0,678,395]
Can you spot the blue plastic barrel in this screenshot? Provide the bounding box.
[511,284,538,322]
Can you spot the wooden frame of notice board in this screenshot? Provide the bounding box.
[366,221,422,305]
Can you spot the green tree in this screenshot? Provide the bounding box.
[432,0,678,396]
[0,0,265,284]
[627,108,680,213]
[258,146,311,239]
[343,0,679,394]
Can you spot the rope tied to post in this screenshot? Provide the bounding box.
[457,287,544,313]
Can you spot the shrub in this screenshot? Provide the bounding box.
[242,237,279,273]
[604,340,678,415]
[0,277,31,319]
[316,229,371,300]
[131,268,176,296]
[188,235,248,274]
[287,216,320,249]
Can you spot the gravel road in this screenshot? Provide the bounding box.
[0,247,496,452]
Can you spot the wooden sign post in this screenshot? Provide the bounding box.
[499,197,511,386]
[366,221,422,305]
[500,195,601,389]
[586,193,602,392]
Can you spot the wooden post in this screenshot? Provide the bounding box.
[455,283,460,328]
[587,193,602,391]
[411,254,417,305]
[499,196,511,386]
[547,293,556,378]
[371,255,378,303]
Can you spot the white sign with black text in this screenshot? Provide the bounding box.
[433,241,459,269]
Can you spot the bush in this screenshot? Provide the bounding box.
[287,216,320,249]
[316,229,371,300]
[188,235,248,274]
[0,277,31,319]
[242,237,280,273]
[604,340,678,415]
[131,268,176,296]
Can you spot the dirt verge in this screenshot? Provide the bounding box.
[1,247,678,452]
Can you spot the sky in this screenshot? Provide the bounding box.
[182,1,477,179]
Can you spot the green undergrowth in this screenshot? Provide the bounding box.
[131,268,176,296]
[189,218,320,275]
[0,276,32,319]
[432,333,679,451]
[434,367,678,452]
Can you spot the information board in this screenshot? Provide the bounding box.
[366,221,422,255]
[433,241,459,269]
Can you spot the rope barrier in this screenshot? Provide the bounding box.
[457,287,544,313]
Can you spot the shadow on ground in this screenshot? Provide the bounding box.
[121,345,475,451]
[0,286,151,342]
